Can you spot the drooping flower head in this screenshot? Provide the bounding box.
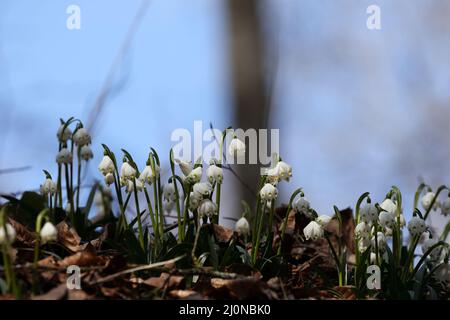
[235,217,250,236]
[40,222,58,244]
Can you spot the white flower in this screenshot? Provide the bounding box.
[175,159,193,177]
[40,222,58,244]
[125,178,144,193]
[266,166,281,184]
[371,232,387,252]
[384,227,393,237]
[421,192,439,211]
[275,161,292,182]
[189,192,202,210]
[206,165,223,184]
[80,145,93,161]
[186,166,202,184]
[421,238,444,261]
[120,162,136,181]
[358,237,371,253]
[98,155,115,175]
[73,127,91,146]
[370,251,388,264]
[355,221,371,239]
[104,172,115,185]
[198,199,217,219]
[303,221,324,241]
[259,183,278,201]
[293,197,311,216]
[228,138,246,158]
[57,123,72,142]
[139,165,159,184]
[235,217,250,236]
[380,198,397,215]
[441,197,450,216]
[379,211,396,229]
[56,148,73,164]
[163,182,177,202]
[0,223,16,244]
[40,178,56,196]
[193,182,212,198]
[434,263,450,283]
[407,216,427,237]
[316,215,332,227]
[360,203,378,223]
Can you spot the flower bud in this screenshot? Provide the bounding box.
[235,217,250,236]
[98,155,114,175]
[40,222,58,244]
[80,145,93,161]
[40,178,56,196]
[0,223,16,244]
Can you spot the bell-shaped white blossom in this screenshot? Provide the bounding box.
[124,178,144,193]
[228,138,246,158]
[266,166,281,185]
[235,217,250,236]
[80,145,93,161]
[98,155,115,175]
[104,172,115,186]
[371,232,387,252]
[275,161,292,182]
[259,183,278,202]
[380,198,397,215]
[303,221,324,241]
[73,127,91,146]
[355,221,371,239]
[370,251,388,264]
[407,216,427,237]
[40,222,58,244]
[120,162,136,182]
[0,223,16,244]
[360,203,378,224]
[57,123,72,142]
[163,182,177,202]
[198,199,217,219]
[379,211,396,229]
[206,165,223,184]
[189,191,202,210]
[56,148,73,164]
[358,237,371,253]
[193,182,212,198]
[186,166,202,184]
[316,215,331,227]
[421,192,439,211]
[441,197,450,216]
[40,178,56,196]
[293,197,311,216]
[175,159,193,177]
[139,165,160,185]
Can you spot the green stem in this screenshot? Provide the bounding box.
[76,146,81,211]
[252,200,267,265]
[133,180,145,251]
[325,234,342,286]
[144,187,158,246]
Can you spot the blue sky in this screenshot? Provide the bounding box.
[1,0,449,232]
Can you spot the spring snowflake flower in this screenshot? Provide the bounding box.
[260,183,278,202]
[266,166,281,184]
[303,221,324,241]
[175,159,193,177]
[98,155,114,175]
[139,165,160,185]
[189,192,202,210]
[0,223,16,244]
[358,237,371,253]
[293,197,311,216]
[40,178,56,196]
[360,203,378,224]
[316,215,332,227]
[163,182,177,202]
[379,210,396,229]
[40,222,58,244]
[235,217,250,236]
[275,161,292,182]
[407,216,427,237]
[355,221,371,239]
[80,145,93,161]
[228,138,246,158]
[421,192,439,211]
[380,198,397,215]
[206,165,223,184]
[73,127,91,146]
[104,173,115,186]
[370,251,388,264]
[57,123,72,142]
[56,148,73,164]
[371,232,387,252]
[198,199,217,219]
[186,166,202,184]
[124,178,144,193]
[120,162,136,182]
[441,197,450,216]
[193,182,212,198]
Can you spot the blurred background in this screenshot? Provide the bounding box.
[0,0,449,234]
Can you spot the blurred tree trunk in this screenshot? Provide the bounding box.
[226,0,268,211]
